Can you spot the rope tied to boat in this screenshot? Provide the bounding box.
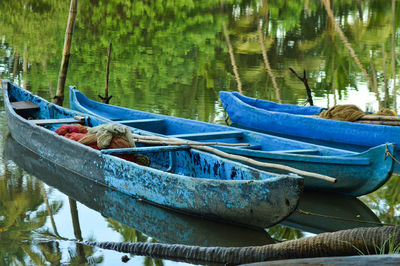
[296,209,388,226]
[385,143,400,166]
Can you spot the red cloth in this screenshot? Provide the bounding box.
[56,125,88,136]
[60,130,138,162]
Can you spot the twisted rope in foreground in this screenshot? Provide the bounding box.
[80,226,400,265]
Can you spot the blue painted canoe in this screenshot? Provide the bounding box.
[4,135,275,245]
[69,87,395,196]
[2,80,304,228]
[5,136,381,240]
[220,91,400,165]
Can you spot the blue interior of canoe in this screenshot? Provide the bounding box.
[6,82,290,183]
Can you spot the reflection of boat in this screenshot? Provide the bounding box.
[70,87,395,196]
[283,191,382,234]
[4,135,275,247]
[3,80,303,228]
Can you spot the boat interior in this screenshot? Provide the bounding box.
[7,85,280,181]
[73,90,344,157]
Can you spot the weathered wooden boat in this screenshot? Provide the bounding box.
[70,87,395,196]
[4,135,274,246]
[220,91,400,168]
[2,80,304,228]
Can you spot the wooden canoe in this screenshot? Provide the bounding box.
[69,87,395,196]
[1,80,303,228]
[220,91,400,172]
[4,135,275,245]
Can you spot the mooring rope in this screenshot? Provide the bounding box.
[295,209,391,226]
[385,143,400,166]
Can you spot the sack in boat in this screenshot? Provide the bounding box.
[84,123,136,149]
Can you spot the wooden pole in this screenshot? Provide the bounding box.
[130,133,336,183]
[54,0,78,106]
[191,145,336,183]
[99,41,113,103]
[133,139,250,147]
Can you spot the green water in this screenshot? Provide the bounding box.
[0,0,399,265]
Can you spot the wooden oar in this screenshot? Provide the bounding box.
[130,133,336,183]
[133,139,250,147]
[190,145,336,183]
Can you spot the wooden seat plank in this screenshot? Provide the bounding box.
[11,101,40,112]
[31,116,85,125]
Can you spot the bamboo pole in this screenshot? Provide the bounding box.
[133,139,250,147]
[99,41,113,103]
[191,145,336,183]
[54,0,78,106]
[130,133,336,183]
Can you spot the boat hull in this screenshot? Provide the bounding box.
[220,91,400,169]
[4,136,275,246]
[2,80,303,228]
[69,87,395,196]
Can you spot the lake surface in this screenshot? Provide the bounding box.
[1,0,399,264]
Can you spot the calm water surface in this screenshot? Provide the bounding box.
[1,0,400,264]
